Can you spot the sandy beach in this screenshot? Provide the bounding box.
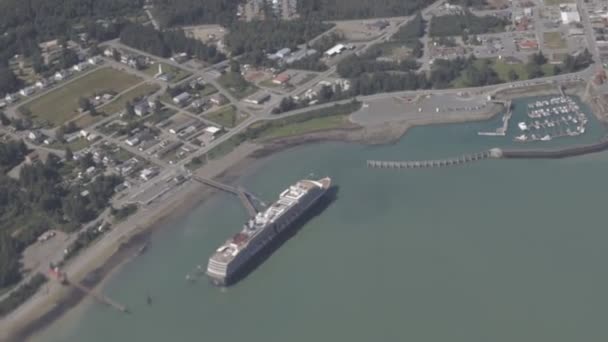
[3,81,603,342]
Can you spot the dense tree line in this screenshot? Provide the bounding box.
[297,0,431,20]
[430,11,509,37]
[119,24,225,63]
[0,148,123,288]
[287,53,328,71]
[448,0,488,7]
[151,0,241,27]
[224,20,333,57]
[561,49,594,73]
[0,68,22,96]
[337,55,420,78]
[0,140,28,173]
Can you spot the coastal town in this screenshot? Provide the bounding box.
[1,0,608,340]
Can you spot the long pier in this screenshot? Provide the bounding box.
[68,280,129,313]
[367,149,501,169]
[367,135,608,170]
[48,269,129,314]
[192,176,260,217]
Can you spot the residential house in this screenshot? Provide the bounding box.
[134,102,150,116]
[19,87,35,97]
[244,92,271,105]
[272,72,291,85]
[209,94,227,106]
[25,151,40,164]
[172,92,191,106]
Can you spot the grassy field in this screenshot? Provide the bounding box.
[71,113,104,128]
[49,137,92,152]
[99,83,160,115]
[143,62,191,83]
[544,0,574,5]
[204,105,247,128]
[452,58,560,86]
[199,84,218,97]
[543,32,567,49]
[217,72,258,99]
[206,101,361,160]
[21,68,141,126]
[258,115,348,139]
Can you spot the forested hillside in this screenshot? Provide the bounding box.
[152,0,242,27]
[297,0,430,20]
[119,24,226,63]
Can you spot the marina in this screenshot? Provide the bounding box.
[514,95,588,143]
[477,100,512,137]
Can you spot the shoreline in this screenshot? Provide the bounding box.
[4,85,601,341]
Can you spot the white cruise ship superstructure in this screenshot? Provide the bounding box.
[207,177,331,285]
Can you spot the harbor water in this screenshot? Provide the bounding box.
[33,96,608,342]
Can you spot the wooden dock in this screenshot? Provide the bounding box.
[366,149,504,170]
[68,280,129,313]
[192,176,261,217]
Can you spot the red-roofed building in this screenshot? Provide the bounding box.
[272,72,291,85]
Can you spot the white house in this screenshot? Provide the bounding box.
[560,5,581,24]
[19,87,35,97]
[54,71,68,82]
[35,79,49,89]
[134,102,150,116]
[88,56,101,65]
[125,137,140,146]
[325,44,346,57]
[172,92,191,106]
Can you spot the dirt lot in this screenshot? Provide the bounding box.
[21,230,69,272]
[183,25,227,44]
[333,20,399,41]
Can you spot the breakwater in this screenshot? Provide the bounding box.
[501,136,608,159]
[368,136,608,169]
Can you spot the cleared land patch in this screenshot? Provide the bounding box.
[21,68,141,126]
[143,62,191,83]
[543,31,567,49]
[99,83,161,115]
[204,105,247,128]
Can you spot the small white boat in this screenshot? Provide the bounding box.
[541,135,552,141]
[515,134,528,142]
[518,122,528,131]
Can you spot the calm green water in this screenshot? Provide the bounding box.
[35,96,608,342]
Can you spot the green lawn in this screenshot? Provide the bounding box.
[20,68,141,127]
[71,113,105,128]
[49,137,92,152]
[296,73,318,86]
[143,62,191,83]
[543,32,567,49]
[452,58,561,86]
[544,0,574,5]
[99,83,160,115]
[258,115,348,140]
[217,72,258,99]
[204,105,246,128]
[199,84,218,97]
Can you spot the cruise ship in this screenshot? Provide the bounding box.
[207,177,332,286]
